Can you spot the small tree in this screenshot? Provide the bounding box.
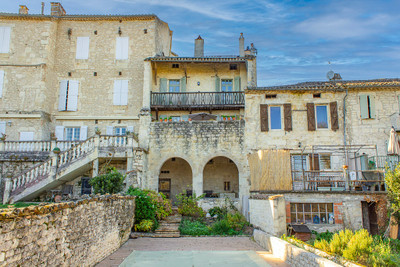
[385,164,400,223]
[89,167,125,194]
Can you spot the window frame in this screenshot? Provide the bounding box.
[319,154,332,170]
[65,127,81,141]
[315,104,329,130]
[221,79,233,92]
[269,105,283,130]
[168,79,180,92]
[290,203,335,224]
[114,127,127,136]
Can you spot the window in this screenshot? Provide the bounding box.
[171,116,180,122]
[115,37,129,60]
[169,80,180,92]
[319,154,331,170]
[0,27,11,53]
[76,37,89,59]
[0,70,4,97]
[172,63,179,68]
[360,95,376,119]
[313,93,321,98]
[265,94,277,99]
[58,80,79,111]
[290,203,334,224]
[229,64,237,70]
[113,80,128,105]
[224,181,231,191]
[221,79,233,92]
[270,106,282,130]
[115,127,126,135]
[316,105,328,129]
[65,127,80,141]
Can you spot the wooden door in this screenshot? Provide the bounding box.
[159,178,171,199]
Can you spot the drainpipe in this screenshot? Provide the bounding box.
[343,88,348,162]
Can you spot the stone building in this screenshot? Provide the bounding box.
[0,3,397,234]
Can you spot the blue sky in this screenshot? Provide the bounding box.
[3,0,400,86]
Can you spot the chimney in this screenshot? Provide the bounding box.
[19,5,29,15]
[239,33,244,57]
[194,35,204,57]
[41,2,45,15]
[51,2,66,16]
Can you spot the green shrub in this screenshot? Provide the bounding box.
[385,163,400,222]
[135,219,154,232]
[211,219,233,235]
[208,206,228,220]
[329,229,354,255]
[368,236,400,267]
[312,230,335,243]
[226,212,249,231]
[175,192,206,219]
[314,239,331,252]
[342,229,373,263]
[89,167,125,194]
[179,219,210,236]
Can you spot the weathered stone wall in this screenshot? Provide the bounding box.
[147,121,249,204]
[249,195,286,236]
[0,195,135,266]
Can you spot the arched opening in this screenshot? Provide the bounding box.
[159,157,192,203]
[203,156,239,198]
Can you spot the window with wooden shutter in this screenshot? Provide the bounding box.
[55,126,64,141]
[113,80,128,105]
[284,103,292,131]
[58,81,68,111]
[234,76,241,91]
[80,126,88,140]
[260,104,269,132]
[116,37,129,60]
[360,95,376,119]
[76,37,90,59]
[160,78,167,92]
[309,154,319,171]
[330,101,339,131]
[306,103,316,131]
[0,27,11,53]
[0,70,4,98]
[58,80,79,111]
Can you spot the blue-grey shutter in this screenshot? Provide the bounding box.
[180,77,186,92]
[234,76,241,91]
[369,95,376,119]
[360,95,369,119]
[215,76,221,92]
[160,78,167,92]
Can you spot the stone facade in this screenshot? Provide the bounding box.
[0,195,135,266]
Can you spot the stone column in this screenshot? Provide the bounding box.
[3,177,12,204]
[142,61,153,109]
[192,166,203,197]
[92,158,99,177]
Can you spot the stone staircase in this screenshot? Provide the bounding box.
[154,208,181,238]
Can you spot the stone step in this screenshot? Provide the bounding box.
[153,232,180,238]
[155,228,180,233]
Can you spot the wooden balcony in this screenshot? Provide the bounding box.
[150,91,245,111]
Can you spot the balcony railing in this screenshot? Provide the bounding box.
[368,155,400,170]
[151,91,245,110]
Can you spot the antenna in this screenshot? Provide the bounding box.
[326,70,334,80]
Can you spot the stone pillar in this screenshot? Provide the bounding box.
[269,195,286,237]
[239,33,244,57]
[49,151,59,178]
[92,158,99,177]
[192,166,203,197]
[2,177,12,204]
[142,61,153,109]
[138,109,151,150]
[0,140,4,151]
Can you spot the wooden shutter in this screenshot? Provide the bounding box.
[106,126,114,135]
[113,80,122,105]
[180,77,186,92]
[330,101,339,131]
[116,37,129,60]
[234,76,241,91]
[369,95,376,119]
[260,104,269,132]
[0,27,11,53]
[309,154,320,171]
[55,126,64,141]
[76,37,89,59]
[58,80,68,111]
[284,103,292,131]
[120,80,128,105]
[215,76,221,92]
[67,80,79,111]
[360,95,369,119]
[80,126,88,140]
[306,103,316,131]
[0,121,5,136]
[160,78,167,92]
[0,70,4,97]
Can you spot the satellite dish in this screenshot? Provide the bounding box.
[326,70,334,80]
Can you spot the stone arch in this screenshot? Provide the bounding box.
[202,156,239,198]
[158,157,193,203]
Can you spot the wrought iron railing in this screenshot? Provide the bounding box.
[368,155,400,170]
[151,91,245,109]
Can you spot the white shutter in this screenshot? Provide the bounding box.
[113,80,122,105]
[0,70,4,98]
[127,126,134,133]
[58,80,68,111]
[0,27,11,53]
[55,126,64,141]
[76,37,89,59]
[0,121,5,136]
[121,80,128,105]
[67,80,79,111]
[106,126,114,135]
[116,37,129,60]
[80,126,88,140]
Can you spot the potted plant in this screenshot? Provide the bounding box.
[159,118,163,122]
[0,133,6,141]
[53,147,61,154]
[169,117,172,122]
[164,118,167,122]
[95,127,101,135]
[232,116,236,121]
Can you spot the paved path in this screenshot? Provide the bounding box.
[97,237,289,267]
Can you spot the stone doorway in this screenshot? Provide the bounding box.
[159,157,192,203]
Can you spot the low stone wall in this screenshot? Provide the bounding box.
[249,195,286,236]
[0,195,135,266]
[253,230,361,267]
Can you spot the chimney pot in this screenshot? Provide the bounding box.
[194,35,204,57]
[19,5,29,15]
[50,2,66,16]
[239,33,245,57]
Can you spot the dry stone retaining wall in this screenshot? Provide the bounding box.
[0,195,135,266]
